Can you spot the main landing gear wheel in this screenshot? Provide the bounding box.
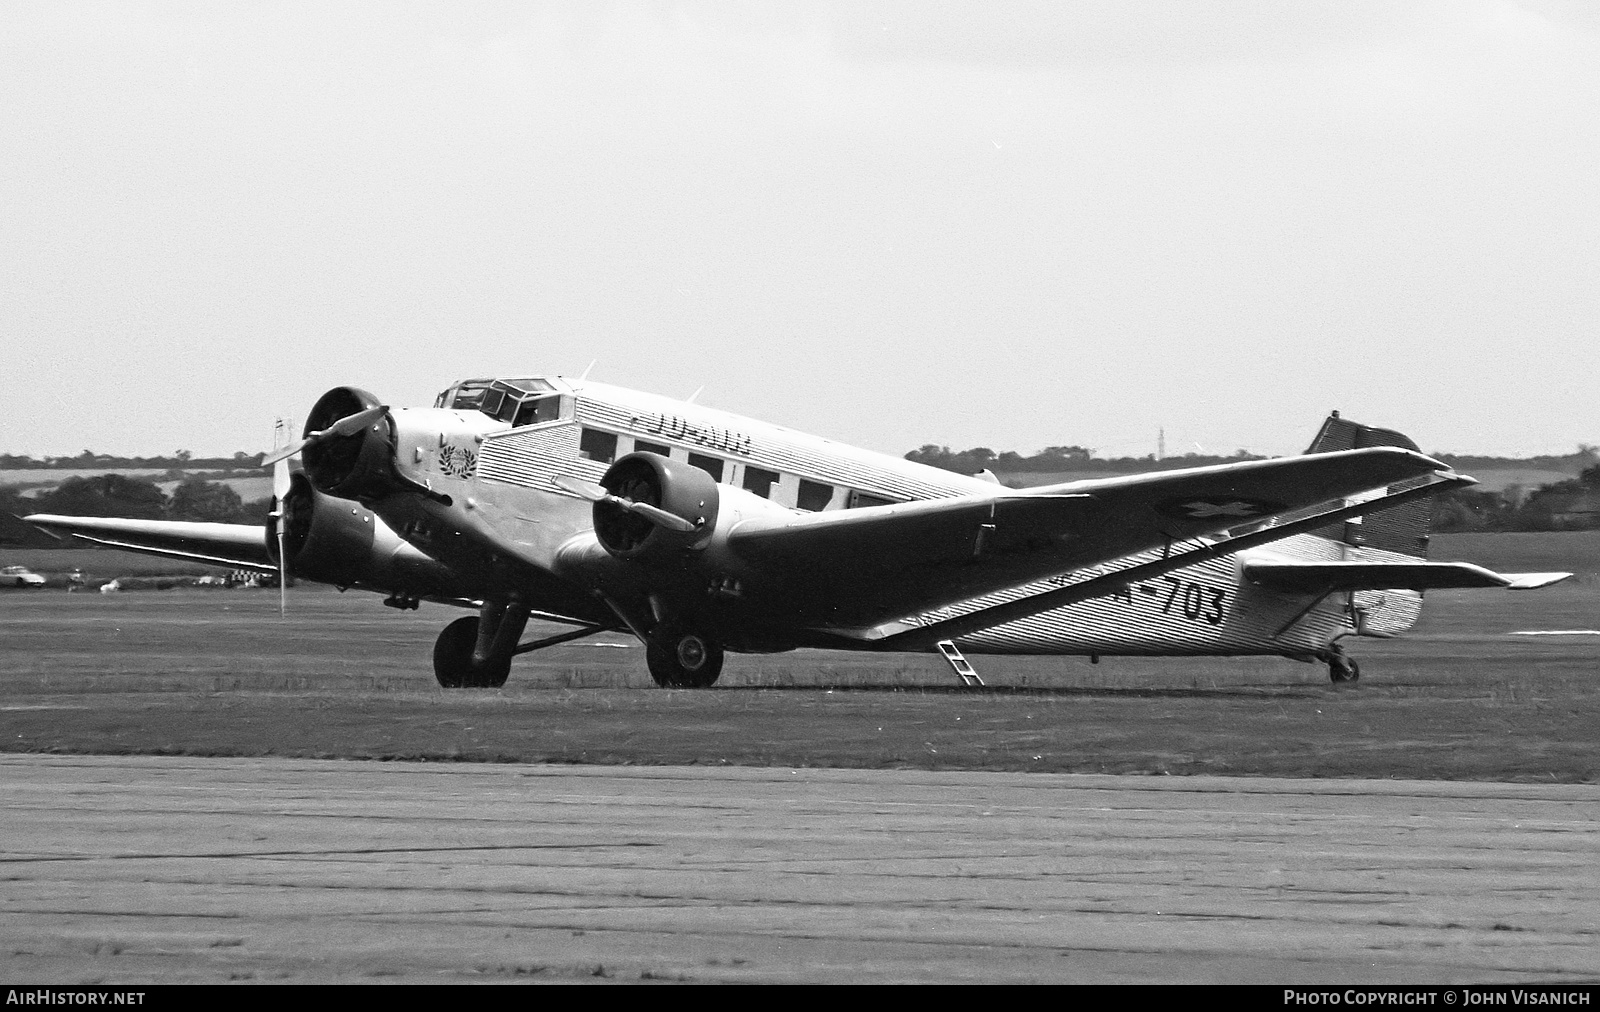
[433,616,511,689]
[1327,650,1361,684]
[646,624,724,688]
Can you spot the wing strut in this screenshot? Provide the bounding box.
[512,624,612,655]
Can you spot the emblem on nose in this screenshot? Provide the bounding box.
[437,444,478,480]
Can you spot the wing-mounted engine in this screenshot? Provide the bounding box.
[270,472,464,599]
[553,453,803,684]
[591,452,720,560]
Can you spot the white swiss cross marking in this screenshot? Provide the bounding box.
[1179,500,1262,518]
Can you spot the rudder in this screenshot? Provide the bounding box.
[1304,412,1433,559]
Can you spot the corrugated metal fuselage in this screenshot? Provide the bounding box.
[395,378,1414,659]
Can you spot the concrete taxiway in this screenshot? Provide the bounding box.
[1,754,1596,984]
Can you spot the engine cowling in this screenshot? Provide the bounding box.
[270,472,462,596]
[299,386,401,502]
[593,452,719,561]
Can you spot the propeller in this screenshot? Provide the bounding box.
[263,405,387,467]
[553,475,697,533]
[270,417,295,617]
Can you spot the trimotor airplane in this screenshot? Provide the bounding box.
[26,377,1569,688]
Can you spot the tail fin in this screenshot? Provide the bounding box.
[1304,412,1433,559]
[1304,411,1421,456]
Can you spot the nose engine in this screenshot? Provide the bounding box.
[298,386,401,501]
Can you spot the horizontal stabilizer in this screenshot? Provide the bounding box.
[1243,559,1572,593]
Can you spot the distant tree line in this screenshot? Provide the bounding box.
[1430,466,1600,532]
[5,447,1599,537]
[906,443,1600,478]
[904,444,1266,474]
[1429,445,1598,476]
[1,475,273,529]
[0,450,267,471]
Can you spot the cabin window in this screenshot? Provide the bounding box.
[687,453,724,481]
[797,480,834,512]
[743,467,780,499]
[480,388,507,419]
[635,440,670,457]
[848,489,896,509]
[579,429,617,464]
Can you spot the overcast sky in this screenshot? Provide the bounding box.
[3,1,1596,460]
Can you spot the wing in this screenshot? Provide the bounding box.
[1243,560,1571,593]
[24,514,277,572]
[728,446,1450,627]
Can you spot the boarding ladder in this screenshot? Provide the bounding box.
[937,640,984,688]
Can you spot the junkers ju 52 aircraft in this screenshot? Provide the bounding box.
[26,377,1568,688]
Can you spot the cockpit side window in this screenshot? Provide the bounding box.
[437,380,494,410]
[512,395,561,428]
[444,379,567,425]
[480,388,507,419]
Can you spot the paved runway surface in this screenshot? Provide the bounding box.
[2,755,1596,984]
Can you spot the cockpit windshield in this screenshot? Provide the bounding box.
[435,378,564,427]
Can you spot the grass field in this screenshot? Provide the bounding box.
[3,529,1596,783]
[1431,530,1600,578]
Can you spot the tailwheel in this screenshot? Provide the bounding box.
[433,616,511,689]
[1327,649,1361,684]
[646,624,724,688]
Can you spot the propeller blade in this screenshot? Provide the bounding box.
[262,441,303,468]
[323,404,388,438]
[277,523,288,619]
[553,475,698,533]
[262,406,387,466]
[268,416,295,617]
[553,475,608,501]
[628,501,697,533]
[271,418,294,500]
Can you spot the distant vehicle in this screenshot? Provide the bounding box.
[0,565,46,588]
